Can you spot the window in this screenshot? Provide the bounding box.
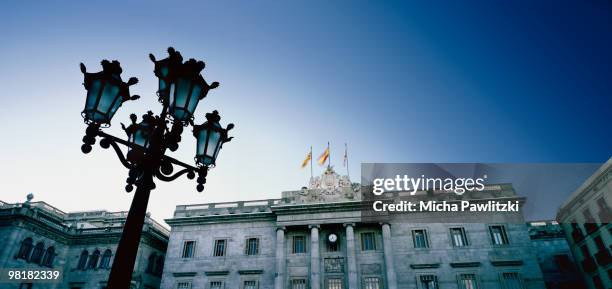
[458,274,477,289]
[592,275,604,289]
[182,241,195,258]
[594,236,606,252]
[583,209,595,223]
[501,273,523,289]
[213,239,226,257]
[210,281,223,289]
[580,244,590,258]
[99,249,112,269]
[450,228,468,247]
[177,281,192,289]
[146,253,157,273]
[363,277,380,289]
[155,255,164,276]
[419,275,438,289]
[291,279,307,289]
[243,280,257,289]
[245,238,259,255]
[554,254,572,272]
[30,242,45,264]
[361,232,376,251]
[41,246,55,267]
[412,230,429,248]
[77,250,88,270]
[327,278,343,289]
[293,236,306,253]
[489,225,509,245]
[17,238,33,260]
[87,250,100,269]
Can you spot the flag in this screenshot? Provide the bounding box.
[318,147,330,166]
[301,151,311,169]
[343,143,348,167]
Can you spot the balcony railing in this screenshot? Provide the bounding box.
[581,256,597,273]
[571,228,585,243]
[595,249,611,267]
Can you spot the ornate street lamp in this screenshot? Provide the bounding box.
[79,47,233,289]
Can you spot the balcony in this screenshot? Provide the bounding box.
[571,228,585,243]
[581,256,597,273]
[595,249,611,267]
[584,222,599,235]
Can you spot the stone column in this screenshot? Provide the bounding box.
[310,225,321,289]
[344,223,358,289]
[275,227,286,289]
[381,223,397,289]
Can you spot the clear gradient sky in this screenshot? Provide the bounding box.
[1,1,610,222]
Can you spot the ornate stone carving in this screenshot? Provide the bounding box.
[324,257,344,273]
[285,167,360,204]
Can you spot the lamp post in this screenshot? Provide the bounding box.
[79,47,234,289]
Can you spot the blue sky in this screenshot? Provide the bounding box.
[0,1,610,221]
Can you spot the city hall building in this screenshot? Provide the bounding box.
[161,168,546,289]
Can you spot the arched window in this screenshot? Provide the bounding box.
[154,255,164,276]
[146,252,156,273]
[30,242,45,264]
[16,238,33,260]
[77,250,88,270]
[99,249,112,269]
[87,249,100,269]
[41,246,55,267]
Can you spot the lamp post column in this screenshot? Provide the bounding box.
[107,170,154,289]
[310,225,321,289]
[344,223,358,289]
[275,227,286,289]
[381,223,397,289]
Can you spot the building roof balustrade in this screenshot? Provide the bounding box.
[173,199,282,217]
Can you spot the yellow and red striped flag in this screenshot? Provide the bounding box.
[301,151,312,169]
[318,147,330,166]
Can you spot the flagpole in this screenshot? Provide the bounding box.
[310,146,313,179]
[327,142,331,168]
[345,143,350,178]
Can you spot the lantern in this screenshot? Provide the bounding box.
[80,60,138,126]
[193,110,234,166]
[150,48,219,122]
[123,112,157,150]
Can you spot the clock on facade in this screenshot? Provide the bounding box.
[328,233,338,243]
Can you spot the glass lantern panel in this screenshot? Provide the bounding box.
[186,83,203,117]
[158,79,167,95]
[173,78,192,109]
[97,82,121,117]
[196,129,209,156]
[85,79,102,111]
[160,66,169,77]
[133,127,151,148]
[206,131,221,158]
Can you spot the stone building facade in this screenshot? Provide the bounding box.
[161,168,546,289]
[557,159,612,289]
[0,195,169,289]
[526,221,584,289]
